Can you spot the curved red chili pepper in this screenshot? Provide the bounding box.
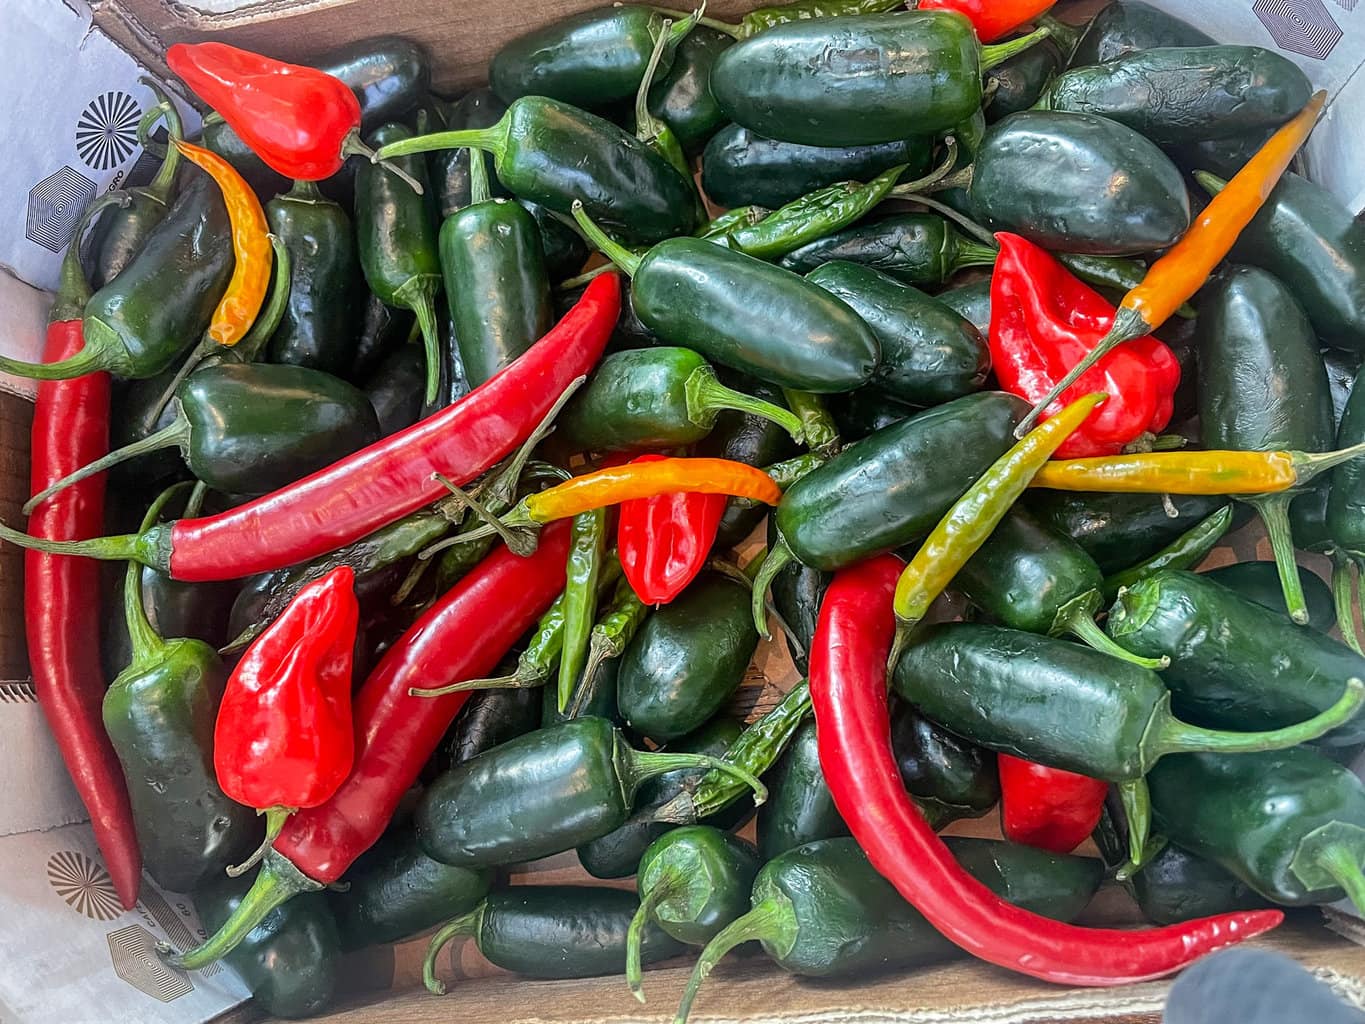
[618,454,727,605]
[990,232,1179,458]
[998,754,1108,855]
[808,555,1284,986]
[917,0,1057,43]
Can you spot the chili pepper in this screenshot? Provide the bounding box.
[757,720,850,860]
[314,36,431,129]
[423,887,686,994]
[200,113,291,197]
[647,25,732,154]
[893,392,1105,638]
[824,397,916,445]
[92,79,183,288]
[26,364,381,509]
[988,234,1178,458]
[985,41,1062,121]
[809,554,1285,987]
[348,291,413,383]
[1054,253,1197,319]
[933,280,992,337]
[441,688,544,772]
[415,716,764,868]
[998,755,1106,855]
[363,345,427,437]
[1197,172,1365,354]
[627,826,762,1001]
[328,829,490,951]
[1013,91,1325,436]
[954,507,1167,669]
[777,212,998,285]
[617,457,726,606]
[105,484,259,892]
[1328,366,1365,649]
[1101,505,1234,602]
[675,836,1105,1022]
[1028,490,1231,574]
[578,576,651,700]
[1065,1,1216,67]
[665,0,906,39]
[430,88,507,217]
[106,550,240,670]
[1150,746,1365,913]
[161,526,573,970]
[618,570,758,741]
[197,870,341,1020]
[25,193,141,909]
[1201,561,1336,633]
[768,525,829,675]
[374,96,698,245]
[807,261,991,408]
[557,508,608,713]
[709,13,1051,146]
[0,275,620,581]
[890,700,1001,824]
[917,0,1058,43]
[425,590,569,697]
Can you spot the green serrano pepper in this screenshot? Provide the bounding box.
[1101,505,1234,602]
[778,212,998,285]
[578,575,651,702]
[757,719,850,861]
[557,509,608,713]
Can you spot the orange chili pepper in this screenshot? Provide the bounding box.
[1015,90,1327,437]
[1029,441,1365,495]
[174,138,272,346]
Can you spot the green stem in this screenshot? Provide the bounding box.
[398,280,442,406]
[139,77,184,201]
[145,336,215,426]
[422,903,486,995]
[652,5,743,38]
[636,15,677,145]
[430,473,539,555]
[1314,842,1365,914]
[1290,441,1365,485]
[286,178,324,202]
[570,201,644,275]
[0,343,106,382]
[409,665,546,698]
[1245,492,1309,625]
[780,391,840,457]
[51,193,132,318]
[1036,13,1081,60]
[225,805,292,878]
[1333,554,1365,655]
[468,146,491,206]
[22,419,190,516]
[1154,678,1365,758]
[626,880,675,1003]
[0,519,157,566]
[688,369,805,441]
[626,750,768,808]
[371,121,510,164]
[340,129,425,195]
[1059,597,1169,669]
[184,481,209,519]
[673,897,797,1024]
[123,483,195,664]
[1116,778,1151,873]
[233,233,292,363]
[558,261,618,291]
[160,848,320,969]
[749,539,795,638]
[979,25,1052,72]
[887,139,960,199]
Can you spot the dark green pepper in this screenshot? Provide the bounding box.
[777,213,997,285]
[890,698,1000,825]
[315,36,430,128]
[1200,561,1336,633]
[105,563,239,676]
[201,115,289,197]
[431,88,510,218]
[559,347,803,453]
[1170,127,1277,179]
[935,279,992,337]
[647,25,734,154]
[416,716,762,867]
[265,179,360,375]
[757,720,850,860]
[348,290,413,384]
[618,572,758,742]
[363,344,426,436]
[197,870,340,1020]
[968,111,1190,255]
[522,201,588,282]
[806,260,990,407]
[1099,505,1235,603]
[1325,350,1361,428]
[701,123,932,210]
[985,42,1061,121]
[329,829,491,950]
[1330,361,1365,651]
[1067,1,1215,67]
[445,687,545,767]
[1150,747,1365,911]
[769,523,830,675]
[826,392,917,442]
[1127,840,1271,926]
[1038,46,1310,146]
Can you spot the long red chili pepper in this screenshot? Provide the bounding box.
[998,754,1108,855]
[26,194,141,909]
[808,555,1284,986]
[618,454,727,605]
[1,274,620,581]
[162,524,571,969]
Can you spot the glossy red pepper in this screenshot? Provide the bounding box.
[25,195,141,909]
[990,232,1179,459]
[214,566,359,874]
[163,525,571,970]
[618,454,727,605]
[998,754,1107,855]
[917,0,1057,42]
[808,554,1284,986]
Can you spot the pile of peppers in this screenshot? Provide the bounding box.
[8,0,1365,1018]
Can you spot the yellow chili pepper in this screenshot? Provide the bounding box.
[1014,90,1327,437]
[1030,442,1365,495]
[174,138,272,346]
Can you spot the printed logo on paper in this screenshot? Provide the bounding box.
[1253,0,1345,57]
[47,850,123,921]
[24,166,96,253]
[75,91,141,171]
[108,924,194,1002]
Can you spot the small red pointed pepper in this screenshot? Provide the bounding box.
[214,566,359,875]
[618,454,727,605]
[917,0,1058,43]
[998,754,1108,855]
[990,232,1180,459]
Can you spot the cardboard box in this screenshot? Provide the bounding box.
[3,0,1365,1021]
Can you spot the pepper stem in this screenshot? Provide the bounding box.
[21,419,190,517]
[749,539,795,639]
[468,147,492,206]
[979,25,1052,72]
[1015,305,1151,438]
[780,390,841,457]
[160,847,321,970]
[422,902,486,995]
[395,279,442,406]
[673,896,797,1024]
[1116,778,1151,873]
[1036,13,1081,60]
[122,483,196,664]
[901,191,997,250]
[233,234,292,363]
[687,367,804,441]
[370,120,510,167]
[1244,492,1310,624]
[0,342,107,382]
[225,805,293,878]
[1290,441,1365,485]
[145,336,217,427]
[887,138,960,199]
[51,193,132,320]
[139,77,184,202]
[1333,554,1365,656]
[0,519,156,565]
[430,472,539,556]
[652,4,742,38]
[1154,678,1365,758]
[626,879,677,1003]
[341,129,425,195]
[570,201,644,276]
[1314,842,1365,914]
[1056,593,1169,669]
[626,750,768,808]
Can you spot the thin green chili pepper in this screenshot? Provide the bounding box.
[559,509,609,713]
[579,576,651,699]
[1102,505,1234,603]
[780,391,841,458]
[1055,254,1198,321]
[698,205,770,241]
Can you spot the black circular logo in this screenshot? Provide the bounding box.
[75,91,141,171]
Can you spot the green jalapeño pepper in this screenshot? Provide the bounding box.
[985,42,1061,121]
[1200,561,1336,634]
[105,487,259,893]
[348,290,412,383]
[647,25,734,154]
[890,698,1000,826]
[314,35,431,129]
[758,720,850,860]
[1150,746,1365,913]
[559,348,804,453]
[1330,362,1365,651]
[439,148,553,387]
[1065,1,1216,67]
[935,278,993,336]
[356,122,444,405]
[1100,505,1235,603]
[363,345,427,437]
[201,114,290,198]
[431,88,510,218]
[707,12,1050,146]
[778,212,998,285]
[571,205,880,393]
[374,96,699,245]
[265,179,361,375]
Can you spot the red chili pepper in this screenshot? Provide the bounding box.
[618,454,727,605]
[163,524,571,969]
[25,195,141,909]
[990,232,1179,458]
[998,754,1108,855]
[808,554,1284,986]
[214,566,359,876]
[917,0,1057,43]
[1,274,621,581]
